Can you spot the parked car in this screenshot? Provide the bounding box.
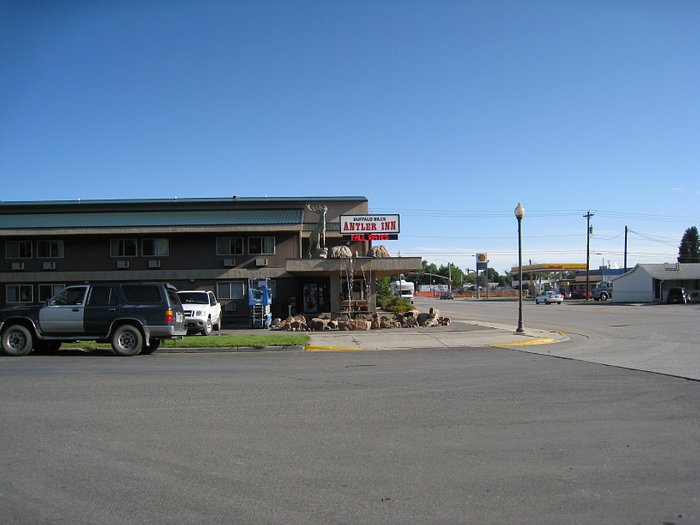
[571,290,592,300]
[439,292,454,300]
[177,290,222,335]
[667,287,689,304]
[535,291,564,304]
[0,282,187,356]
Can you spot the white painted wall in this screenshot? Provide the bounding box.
[611,266,656,303]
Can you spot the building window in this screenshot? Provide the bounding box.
[39,284,65,302]
[142,238,169,257]
[7,284,33,303]
[248,236,275,255]
[217,281,245,300]
[216,237,244,255]
[37,240,64,259]
[110,239,138,257]
[6,240,32,259]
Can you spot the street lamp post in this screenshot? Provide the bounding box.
[514,202,525,333]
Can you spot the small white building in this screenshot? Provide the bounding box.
[612,263,700,303]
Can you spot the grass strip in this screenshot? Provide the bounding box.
[62,334,310,351]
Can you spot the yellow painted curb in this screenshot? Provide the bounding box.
[490,337,559,348]
[304,345,363,352]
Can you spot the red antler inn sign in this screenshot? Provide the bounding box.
[340,214,400,241]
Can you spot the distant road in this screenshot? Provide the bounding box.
[417,296,700,379]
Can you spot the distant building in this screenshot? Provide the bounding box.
[0,197,421,325]
[611,263,700,303]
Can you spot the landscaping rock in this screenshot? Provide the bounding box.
[329,246,352,258]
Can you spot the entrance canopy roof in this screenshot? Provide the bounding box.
[287,257,423,278]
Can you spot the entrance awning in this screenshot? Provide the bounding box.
[286,257,422,278]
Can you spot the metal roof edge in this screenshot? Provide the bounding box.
[0,196,368,208]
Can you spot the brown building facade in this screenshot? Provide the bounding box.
[0,196,422,325]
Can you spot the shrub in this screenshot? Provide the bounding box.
[379,295,415,313]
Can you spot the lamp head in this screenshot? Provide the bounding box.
[514,202,525,220]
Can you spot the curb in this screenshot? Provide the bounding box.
[155,345,305,354]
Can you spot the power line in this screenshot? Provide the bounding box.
[627,229,679,248]
[370,207,698,223]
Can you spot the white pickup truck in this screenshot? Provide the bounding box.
[176,290,222,335]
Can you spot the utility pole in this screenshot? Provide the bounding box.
[624,226,628,273]
[584,211,594,300]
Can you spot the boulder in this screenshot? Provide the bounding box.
[329,245,352,258]
[402,316,418,328]
[368,245,391,258]
[349,319,372,331]
[309,318,329,331]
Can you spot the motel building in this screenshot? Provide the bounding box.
[0,196,422,326]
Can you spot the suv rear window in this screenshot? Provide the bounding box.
[122,285,162,304]
[167,288,182,308]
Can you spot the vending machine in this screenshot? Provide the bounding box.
[248,278,272,328]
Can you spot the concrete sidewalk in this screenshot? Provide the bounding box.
[172,321,567,353]
[303,320,568,351]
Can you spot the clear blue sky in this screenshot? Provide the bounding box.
[1,0,699,274]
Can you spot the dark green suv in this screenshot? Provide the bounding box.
[0,283,187,356]
[667,287,689,304]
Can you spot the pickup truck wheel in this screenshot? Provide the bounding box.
[140,339,161,355]
[600,292,608,301]
[202,319,212,336]
[111,325,143,356]
[2,325,33,356]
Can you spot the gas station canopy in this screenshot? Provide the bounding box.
[509,263,587,274]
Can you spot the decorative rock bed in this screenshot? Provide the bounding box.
[270,308,451,331]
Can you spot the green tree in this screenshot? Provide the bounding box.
[376,276,393,303]
[678,226,700,263]
[437,264,464,289]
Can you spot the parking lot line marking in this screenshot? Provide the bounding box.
[304,345,364,352]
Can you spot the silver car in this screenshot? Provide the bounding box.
[535,291,564,304]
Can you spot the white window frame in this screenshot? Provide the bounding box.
[110,239,138,257]
[7,284,34,303]
[217,281,245,300]
[6,240,33,259]
[142,238,169,257]
[216,237,244,256]
[37,240,65,259]
[248,236,275,255]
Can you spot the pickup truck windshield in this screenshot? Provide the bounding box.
[178,292,208,304]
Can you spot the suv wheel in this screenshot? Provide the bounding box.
[1,325,33,356]
[140,339,161,355]
[111,325,144,356]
